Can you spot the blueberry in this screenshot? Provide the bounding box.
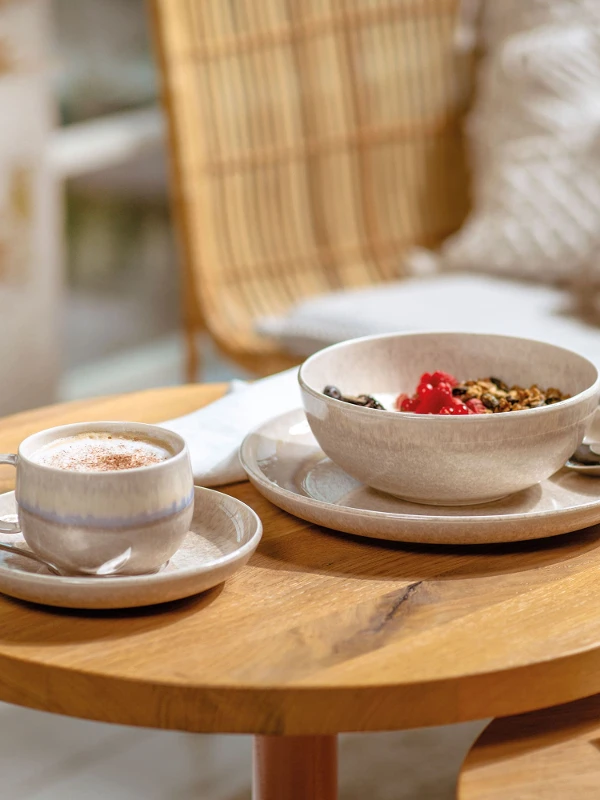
[323,385,343,400]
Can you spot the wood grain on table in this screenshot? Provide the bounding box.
[0,385,598,734]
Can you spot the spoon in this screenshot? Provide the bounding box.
[565,444,600,475]
[0,542,63,576]
[0,543,142,578]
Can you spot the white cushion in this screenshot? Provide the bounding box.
[258,273,600,366]
[410,0,600,283]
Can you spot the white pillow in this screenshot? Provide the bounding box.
[258,273,600,366]
[410,0,600,283]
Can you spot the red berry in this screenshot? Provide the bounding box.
[439,403,470,415]
[448,395,466,407]
[400,395,419,412]
[399,372,472,414]
[417,381,433,397]
[417,386,448,414]
[436,381,454,397]
[465,398,487,414]
[430,371,459,387]
[395,393,409,411]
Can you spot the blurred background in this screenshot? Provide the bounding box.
[54,0,185,401]
[3,0,241,418]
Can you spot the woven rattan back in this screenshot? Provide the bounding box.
[152,0,474,375]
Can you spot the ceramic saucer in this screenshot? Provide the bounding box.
[0,487,261,609]
[240,409,600,545]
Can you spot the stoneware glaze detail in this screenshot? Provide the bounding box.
[2,421,195,575]
[0,487,261,609]
[241,408,600,544]
[299,332,600,505]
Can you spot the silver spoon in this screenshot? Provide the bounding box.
[565,444,600,475]
[0,542,63,576]
[0,542,163,578]
[0,543,138,577]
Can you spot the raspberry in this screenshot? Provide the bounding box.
[436,381,454,397]
[416,372,458,400]
[398,371,479,415]
[430,371,459,388]
[399,395,419,412]
[395,393,409,411]
[439,393,472,414]
[465,398,487,414]
[448,395,466,407]
[417,385,449,414]
[439,403,471,415]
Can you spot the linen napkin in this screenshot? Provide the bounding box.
[161,368,302,486]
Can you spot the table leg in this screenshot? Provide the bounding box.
[252,735,338,800]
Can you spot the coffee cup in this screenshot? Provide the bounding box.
[0,421,194,575]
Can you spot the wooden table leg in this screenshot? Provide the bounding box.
[253,735,338,800]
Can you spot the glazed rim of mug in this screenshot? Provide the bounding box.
[299,330,600,422]
[17,421,187,475]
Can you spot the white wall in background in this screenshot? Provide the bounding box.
[0,0,61,413]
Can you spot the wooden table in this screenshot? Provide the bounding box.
[458,694,600,799]
[3,385,600,799]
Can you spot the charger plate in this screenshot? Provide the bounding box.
[240,409,600,545]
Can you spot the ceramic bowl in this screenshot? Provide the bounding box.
[299,332,600,506]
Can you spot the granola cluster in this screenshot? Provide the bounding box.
[451,377,569,413]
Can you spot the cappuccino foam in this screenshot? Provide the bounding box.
[31,432,172,472]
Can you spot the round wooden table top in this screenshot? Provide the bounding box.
[2,385,600,736]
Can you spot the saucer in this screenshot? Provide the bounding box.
[240,409,600,545]
[0,487,262,609]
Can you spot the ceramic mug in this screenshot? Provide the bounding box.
[0,421,194,575]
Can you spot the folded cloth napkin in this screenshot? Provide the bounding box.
[161,368,301,486]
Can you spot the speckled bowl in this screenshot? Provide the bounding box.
[299,332,600,506]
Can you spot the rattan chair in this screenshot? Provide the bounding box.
[151,0,475,378]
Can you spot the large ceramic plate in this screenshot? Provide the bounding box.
[240,409,600,544]
[0,487,261,609]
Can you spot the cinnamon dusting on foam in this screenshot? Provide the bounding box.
[30,433,171,472]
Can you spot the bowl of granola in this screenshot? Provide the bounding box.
[299,332,600,505]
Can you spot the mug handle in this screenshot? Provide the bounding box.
[0,454,20,533]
